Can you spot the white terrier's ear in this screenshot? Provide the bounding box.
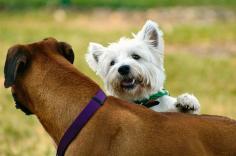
[86,42,105,71]
[136,20,163,48]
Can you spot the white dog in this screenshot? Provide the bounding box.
[86,20,200,114]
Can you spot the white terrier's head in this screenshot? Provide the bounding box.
[86,20,165,101]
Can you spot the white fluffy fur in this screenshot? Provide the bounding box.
[86,20,200,114]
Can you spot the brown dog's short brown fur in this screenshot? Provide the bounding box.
[4,38,236,156]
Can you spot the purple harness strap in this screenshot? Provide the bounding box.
[56,90,106,156]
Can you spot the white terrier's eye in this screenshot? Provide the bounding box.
[131,54,141,60]
[110,60,115,66]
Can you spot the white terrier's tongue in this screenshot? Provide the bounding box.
[121,79,135,86]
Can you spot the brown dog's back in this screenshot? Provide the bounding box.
[66,96,236,156]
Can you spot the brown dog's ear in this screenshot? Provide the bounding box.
[4,45,30,88]
[58,42,74,64]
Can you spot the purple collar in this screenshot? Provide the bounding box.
[56,90,106,156]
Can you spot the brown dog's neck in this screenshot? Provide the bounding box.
[23,56,100,144]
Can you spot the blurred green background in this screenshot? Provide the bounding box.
[0,1,236,155]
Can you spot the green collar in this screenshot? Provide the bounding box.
[134,89,169,105]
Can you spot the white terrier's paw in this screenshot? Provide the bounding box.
[175,93,200,114]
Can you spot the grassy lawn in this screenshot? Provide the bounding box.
[1,0,236,9]
[0,8,236,155]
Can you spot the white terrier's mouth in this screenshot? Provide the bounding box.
[120,78,140,90]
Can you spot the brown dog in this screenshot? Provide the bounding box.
[4,38,236,156]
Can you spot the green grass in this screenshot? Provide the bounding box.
[72,0,236,9]
[165,23,236,44]
[0,9,236,155]
[0,0,236,9]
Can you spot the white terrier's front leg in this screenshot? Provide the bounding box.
[175,93,200,114]
[151,95,177,112]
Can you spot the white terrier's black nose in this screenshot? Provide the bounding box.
[118,65,130,75]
